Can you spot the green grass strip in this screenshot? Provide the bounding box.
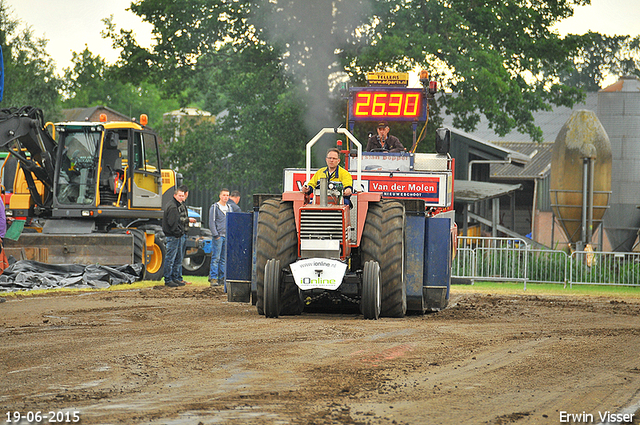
[451,281,640,299]
[4,276,640,300]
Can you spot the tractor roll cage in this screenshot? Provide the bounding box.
[305,128,362,192]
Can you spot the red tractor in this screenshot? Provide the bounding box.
[250,127,455,319]
[225,74,456,319]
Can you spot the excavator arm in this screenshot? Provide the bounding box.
[0,106,57,212]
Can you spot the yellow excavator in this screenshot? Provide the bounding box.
[0,106,178,279]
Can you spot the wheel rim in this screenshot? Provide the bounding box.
[146,243,163,275]
[183,255,206,272]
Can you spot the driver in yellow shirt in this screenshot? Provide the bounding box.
[302,148,353,204]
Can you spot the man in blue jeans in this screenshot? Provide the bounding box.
[208,188,231,286]
[162,186,188,287]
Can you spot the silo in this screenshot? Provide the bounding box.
[550,111,612,246]
[599,76,640,252]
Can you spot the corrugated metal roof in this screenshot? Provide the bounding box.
[454,180,522,203]
[489,141,553,180]
[441,92,600,181]
[442,92,598,144]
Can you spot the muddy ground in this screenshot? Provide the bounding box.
[2,284,640,425]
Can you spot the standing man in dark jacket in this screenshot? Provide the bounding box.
[176,186,195,285]
[163,186,187,287]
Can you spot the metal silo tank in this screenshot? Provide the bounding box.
[550,110,612,246]
[598,76,640,252]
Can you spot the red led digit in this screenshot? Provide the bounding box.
[354,93,372,116]
[388,93,403,116]
[372,93,387,115]
[403,93,420,117]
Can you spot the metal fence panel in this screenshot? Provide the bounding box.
[527,249,568,285]
[569,251,640,287]
[452,247,475,278]
[455,237,528,283]
[475,245,527,282]
[453,237,570,288]
[453,237,640,287]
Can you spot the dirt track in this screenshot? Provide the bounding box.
[2,285,640,425]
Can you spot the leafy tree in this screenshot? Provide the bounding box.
[561,33,640,91]
[341,0,592,142]
[62,48,114,106]
[113,0,607,192]
[160,44,308,193]
[62,46,178,126]
[0,0,62,120]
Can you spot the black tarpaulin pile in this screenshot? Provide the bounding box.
[0,261,144,292]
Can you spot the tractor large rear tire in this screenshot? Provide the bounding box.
[255,199,280,315]
[362,260,381,320]
[277,201,303,315]
[264,259,281,318]
[379,201,406,318]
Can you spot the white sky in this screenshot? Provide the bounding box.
[6,0,640,75]
[6,0,154,73]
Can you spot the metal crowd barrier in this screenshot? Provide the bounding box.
[453,237,572,289]
[569,251,640,287]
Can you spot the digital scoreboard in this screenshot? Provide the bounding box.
[349,87,426,122]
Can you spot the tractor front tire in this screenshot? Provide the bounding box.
[362,260,381,320]
[264,259,281,318]
[360,202,382,266]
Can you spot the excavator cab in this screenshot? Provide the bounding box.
[55,128,99,205]
[53,123,163,212]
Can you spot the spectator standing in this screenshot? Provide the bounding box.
[162,187,188,287]
[208,188,231,286]
[177,185,196,285]
[228,190,242,212]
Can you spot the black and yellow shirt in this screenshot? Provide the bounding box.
[307,166,353,192]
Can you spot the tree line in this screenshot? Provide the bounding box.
[1,0,638,194]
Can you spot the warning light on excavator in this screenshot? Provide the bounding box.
[99,114,107,122]
[140,114,148,126]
